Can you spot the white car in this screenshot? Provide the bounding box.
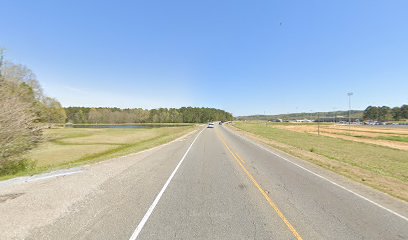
[207,123,215,128]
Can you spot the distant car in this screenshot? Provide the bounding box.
[207,123,215,128]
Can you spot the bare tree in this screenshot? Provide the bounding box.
[88,108,101,124]
[42,97,67,124]
[0,80,42,174]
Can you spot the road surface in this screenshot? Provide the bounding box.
[0,125,407,239]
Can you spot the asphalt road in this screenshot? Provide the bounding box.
[1,125,407,239]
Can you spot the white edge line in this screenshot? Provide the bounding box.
[225,127,408,222]
[124,128,199,158]
[0,128,199,188]
[129,128,205,240]
[26,170,83,182]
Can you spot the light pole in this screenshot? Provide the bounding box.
[347,92,353,125]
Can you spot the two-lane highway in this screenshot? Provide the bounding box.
[1,124,407,239]
[217,125,408,239]
[132,125,408,239]
[133,126,297,239]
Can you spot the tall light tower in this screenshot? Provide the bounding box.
[347,92,353,125]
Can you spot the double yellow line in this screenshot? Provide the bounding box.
[216,130,303,240]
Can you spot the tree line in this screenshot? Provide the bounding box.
[0,54,66,174]
[65,107,234,124]
[238,110,363,121]
[0,51,233,175]
[363,105,408,121]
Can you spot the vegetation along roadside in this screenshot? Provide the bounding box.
[0,125,198,181]
[1,52,227,179]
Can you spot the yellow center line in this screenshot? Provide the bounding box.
[235,152,246,164]
[216,130,303,240]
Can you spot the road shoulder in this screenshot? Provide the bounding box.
[0,128,200,240]
[224,125,408,219]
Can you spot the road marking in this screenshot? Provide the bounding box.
[27,170,83,182]
[216,131,303,240]
[0,169,84,188]
[129,128,205,240]
[235,152,246,164]
[224,127,408,222]
[0,129,200,189]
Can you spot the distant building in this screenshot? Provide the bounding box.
[296,119,313,123]
[270,119,283,122]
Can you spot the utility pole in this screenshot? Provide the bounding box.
[347,92,353,125]
[317,112,320,136]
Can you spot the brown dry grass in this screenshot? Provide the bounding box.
[27,126,197,167]
[274,124,408,150]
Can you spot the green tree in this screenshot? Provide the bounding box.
[401,105,408,119]
[363,106,379,120]
[378,106,391,121]
[391,107,401,120]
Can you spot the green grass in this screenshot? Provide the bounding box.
[69,123,194,126]
[329,127,408,136]
[331,131,408,142]
[232,122,408,201]
[234,122,408,182]
[0,125,197,180]
[377,136,408,143]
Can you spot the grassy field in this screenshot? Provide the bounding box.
[231,122,408,201]
[272,123,408,151]
[1,125,197,180]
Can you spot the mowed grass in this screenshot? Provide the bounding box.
[233,122,408,201]
[17,125,196,174]
[378,136,408,143]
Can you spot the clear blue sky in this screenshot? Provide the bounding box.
[1,0,407,116]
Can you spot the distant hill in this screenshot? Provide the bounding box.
[237,110,363,121]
